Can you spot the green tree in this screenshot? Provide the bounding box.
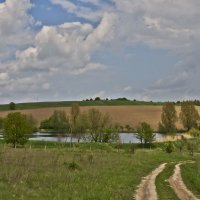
[179,101,200,131]
[9,102,16,110]
[87,108,103,142]
[159,102,177,134]
[25,114,37,132]
[76,112,88,142]
[50,110,69,133]
[40,111,69,133]
[0,117,4,130]
[87,108,117,142]
[70,104,80,133]
[3,112,33,148]
[136,122,155,146]
[102,123,120,143]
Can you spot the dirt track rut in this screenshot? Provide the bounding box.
[169,162,199,200]
[134,163,166,200]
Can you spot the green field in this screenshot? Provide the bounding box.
[0,100,165,111]
[0,141,194,200]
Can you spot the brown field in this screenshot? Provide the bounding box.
[0,105,200,130]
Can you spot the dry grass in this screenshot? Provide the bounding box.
[0,105,200,130]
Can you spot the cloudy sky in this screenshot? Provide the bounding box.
[0,0,200,103]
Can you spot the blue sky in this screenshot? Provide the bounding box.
[0,0,199,103]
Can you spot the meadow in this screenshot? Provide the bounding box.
[0,141,197,200]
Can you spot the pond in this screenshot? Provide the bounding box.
[28,132,164,144]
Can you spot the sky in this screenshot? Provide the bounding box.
[0,0,200,103]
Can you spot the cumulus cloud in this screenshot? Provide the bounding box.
[1,0,200,102]
[0,0,34,57]
[0,0,118,102]
[11,13,117,74]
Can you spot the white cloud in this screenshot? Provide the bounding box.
[1,0,200,102]
[0,1,117,102]
[0,0,34,56]
[11,13,117,74]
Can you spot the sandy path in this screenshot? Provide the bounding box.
[169,161,199,200]
[134,163,166,200]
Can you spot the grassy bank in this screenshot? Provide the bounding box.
[0,141,191,200]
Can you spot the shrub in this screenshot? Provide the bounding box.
[165,142,174,154]
[63,161,81,170]
[188,129,200,138]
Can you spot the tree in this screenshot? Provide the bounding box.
[76,112,88,142]
[25,114,37,132]
[70,103,80,133]
[179,101,200,131]
[40,111,69,133]
[159,102,177,134]
[136,122,155,146]
[95,97,101,101]
[9,102,16,110]
[50,110,69,133]
[87,108,118,142]
[0,117,4,130]
[87,108,103,142]
[3,112,33,148]
[102,123,120,143]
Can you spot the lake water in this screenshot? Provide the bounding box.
[0,132,164,143]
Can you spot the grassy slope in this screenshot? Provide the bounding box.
[181,156,200,198]
[0,142,191,200]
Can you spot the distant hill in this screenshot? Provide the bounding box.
[0,99,166,111]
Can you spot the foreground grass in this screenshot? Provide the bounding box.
[181,155,200,199]
[0,143,191,200]
[156,163,179,200]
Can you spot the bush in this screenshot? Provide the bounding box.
[165,142,174,154]
[188,129,200,138]
[63,161,81,170]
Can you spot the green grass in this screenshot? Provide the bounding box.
[0,142,191,200]
[156,163,179,200]
[181,155,200,198]
[0,100,164,111]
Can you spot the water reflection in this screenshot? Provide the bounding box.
[29,132,164,144]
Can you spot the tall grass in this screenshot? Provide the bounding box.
[0,144,191,200]
[181,155,200,198]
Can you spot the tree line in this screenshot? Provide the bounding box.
[159,101,200,134]
[1,101,200,148]
[40,104,120,143]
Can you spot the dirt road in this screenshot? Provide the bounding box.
[169,162,199,200]
[134,163,166,200]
